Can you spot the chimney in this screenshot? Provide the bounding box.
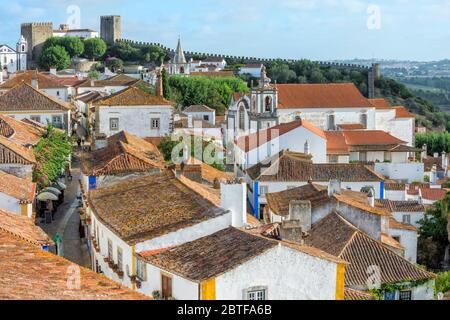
[156,70,163,97]
[430,165,438,185]
[90,79,95,87]
[181,162,202,183]
[442,151,447,170]
[328,179,341,197]
[279,200,312,243]
[0,70,3,84]
[304,140,310,155]
[421,144,427,161]
[434,152,439,158]
[187,114,193,128]
[220,182,247,228]
[367,188,375,207]
[49,68,57,76]
[31,75,38,90]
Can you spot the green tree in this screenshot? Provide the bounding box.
[39,45,71,71]
[161,68,171,100]
[84,38,107,61]
[106,58,124,72]
[33,125,72,187]
[267,63,297,83]
[141,45,166,64]
[108,41,141,61]
[60,37,84,57]
[88,71,101,80]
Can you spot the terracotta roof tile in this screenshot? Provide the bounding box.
[375,199,426,213]
[389,218,417,231]
[236,120,326,152]
[0,170,35,203]
[138,227,277,282]
[277,83,370,109]
[381,233,405,251]
[0,135,36,164]
[0,232,148,300]
[341,130,406,146]
[421,188,448,201]
[182,157,235,184]
[0,209,51,246]
[345,288,373,300]
[394,106,415,119]
[75,74,142,88]
[337,123,365,130]
[325,131,349,155]
[368,98,392,109]
[82,132,164,176]
[307,212,435,286]
[88,171,227,245]
[423,156,444,171]
[0,115,42,146]
[247,151,385,182]
[0,82,72,112]
[0,70,65,89]
[94,86,172,106]
[184,105,214,113]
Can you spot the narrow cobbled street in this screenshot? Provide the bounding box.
[37,149,90,268]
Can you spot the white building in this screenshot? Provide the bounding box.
[246,151,386,219]
[85,171,347,300]
[0,36,27,74]
[52,24,99,39]
[0,170,35,218]
[234,119,327,174]
[136,227,346,300]
[167,38,189,76]
[227,73,415,150]
[183,105,216,125]
[75,74,145,96]
[0,82,72,133]
[92,85,173,144]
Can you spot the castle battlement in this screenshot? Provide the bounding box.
[21,22,53,27]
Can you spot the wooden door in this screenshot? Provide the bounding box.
[161,274,172,299]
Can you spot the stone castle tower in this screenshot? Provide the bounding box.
[100,16,121,45]
[20,22,53,67]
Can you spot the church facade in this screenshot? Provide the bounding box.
[0,36,28,74]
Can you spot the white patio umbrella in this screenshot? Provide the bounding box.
[43,187,61,196]
[37,192,58,201]
[53,181,67,190]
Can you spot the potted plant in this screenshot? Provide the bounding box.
[136,280,142,289]
[130,275,137,283]
[152,290,161,300]
[103,257,109,263]
[117,270,124,278]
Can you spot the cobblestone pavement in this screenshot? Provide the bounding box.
[37,151,91,268]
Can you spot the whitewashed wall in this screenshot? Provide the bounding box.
[216,245,339,300]
[97,105,173,138]
[0,193,21,215]
[388,227,417,263]
[374,163,424,183]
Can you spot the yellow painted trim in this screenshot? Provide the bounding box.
[131,245,136,290]
[201,278,216,300]
[335,263,345,300]
[20,204,28,217]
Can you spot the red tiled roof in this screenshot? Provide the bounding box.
[368,98,392,109]
[0,232,148,300]
[94,86,172,106]
[0,135,36,164]
[325,131,349,155]
[276,83,370,109]
[394,106,415,119]
[341,130,406,146]
[421,188,448,201]
[0,115,42,146]
[0,70,65,89]
[0,170,35,203]
[337,123,365,130]
[236,120,325,152]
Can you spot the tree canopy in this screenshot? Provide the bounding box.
[416,132,450,154]
[84,38,107,60]
[33,126,72,188]
[38,45,71,71]
[43,36,84,58]
[107,41,167,65]
[169,76,249,115]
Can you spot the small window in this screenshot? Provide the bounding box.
[359,152,367,162]
[151,118,160,130]
[327,114,335,130]
[107,239,113,261]
[161,274,173,299]
[52,115,63,128]
[265,96,272,112]
[56,91,60,96]
[329,155,339,163]
[136,259,146,281]
[399,290,412,301]
[402,215,411,224]
[247,289,267,300]
[259,186,268,196]
[30,115,41,123]
[117,247,123,272]
[110,118,119,131]
[393,236,401,243]
[203,115,209,121]
[360,113,368,129]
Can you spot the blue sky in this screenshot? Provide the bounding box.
[1,0,449,61]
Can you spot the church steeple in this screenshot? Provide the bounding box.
[173,36,186,64]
